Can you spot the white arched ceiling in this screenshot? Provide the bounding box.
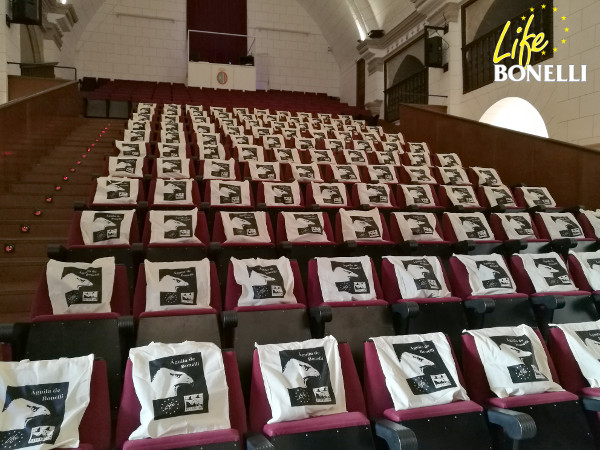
[60,0,415,74]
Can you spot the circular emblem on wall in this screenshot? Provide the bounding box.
[216,71,228,85]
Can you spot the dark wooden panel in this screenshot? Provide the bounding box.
[399,104,600,209]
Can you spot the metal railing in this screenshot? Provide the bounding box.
[7,62,77,80]
[462,0,553,93]
[187,30,255,65]
[384,68,429,122]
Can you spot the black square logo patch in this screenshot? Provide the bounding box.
[279,347,335,406]
[158,267,197,306]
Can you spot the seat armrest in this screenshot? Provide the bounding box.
[550,238,577,253]
[403,204,419,212]
[503,239,528,254]
[47,244,67,260]
[73,201,87,211]
[397,240,419,254]
[247,433,276,450]
[592,294,600,312]
[391,302,419,319]
[489,204,507,213]
[486,407,537,440]
[374,419,418,450]
[277,241,292,253]
[464,298,496,314]
[221,310,238,328]
[582,396,600,412]
[256,202,267,211]
[527,205,547,213]
[453,239,476,254]
[344,240,358,251]
[208,241,221,255]
[530,295,565,309]
[562,205,584,214]
[310,305,332,323]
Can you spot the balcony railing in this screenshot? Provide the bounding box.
[462,0,553,93]
[384,68,428,122]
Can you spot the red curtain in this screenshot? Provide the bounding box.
[187,0,248,65]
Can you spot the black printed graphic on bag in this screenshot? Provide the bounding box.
[122,143,141,156]
[236,135,250,144]
[202,135,218,146]
[60,266,102,305]
[527,188,552,206]
[452,187,475,204]
[490,188,513,205]
[158,267,197,306]
[382,142,399,151]
[365,185,388,203]
[329,140,344,150]
[210,162,231,178]
[196,125,211,134]
[132,122,146,130]
[130,130,145,139]
[293,213,323,236]
[489,335,548,383]
[410,154,427,166]
[137,113,150,120]
[105,180,131,199]
[330,261,370,294]
[392,341,456,395]
[476,260,513,289]
[479,170,499,185]
[314,151,331,162]
[91,212,124,242]
[279,347,335,406]
[162,180,187,202]
[297,166,315,179]
[163,214,194,239]
[218,183,242,204]
[161,159,182,174]
[255,164,276,179]
[240,147,258,161]
[297,139,312,149]
[444,168,464,184]
[551,216,583,237]
[276,149,293,161]
[337,166,357,181]
[575,329,600,359]
[378,153,394,165]
[404,214,435,236]
[440,155,457,166]
[506,215,534,236]
[266,137,282,148]
[115,158,137,174]
[165,132,181,144]
[271,185,294,204]
[148,353,209,420]
[247,265,286,299]
[402,259,442,291]
[164,124,179,133]
[409,168,430,182]
[313,131,327,139]
[354,141,370,151]
[229,213,259,236]
[0,382,69,448]
[587,258,600,275]
[201,145,219,160]
[161,144,181,157]
[409,143,426,153]
[350,215,380,238]
[459,216,490,239]
[371,166,392,181]
[348,151,365,163]
[533,257,572,286]
[406,186,431,204]
[256,128,270,136]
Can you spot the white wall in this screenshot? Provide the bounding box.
[0,0,21,103]
[449,0,600,146]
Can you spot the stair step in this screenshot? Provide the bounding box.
[1,208,76,221]
[0,220,70,238]
[0,194,86,207]
[0,258,47,285]
[0,237,64,259]
[19,173,95,184]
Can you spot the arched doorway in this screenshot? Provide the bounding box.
[479,97,549,138]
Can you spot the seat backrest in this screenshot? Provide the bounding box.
[79,359,112,450]
[547,327,591,395]
[248,342,367,432]
[132,262,222,317]
[115,350,247,448]
[567,254,593,291]
[306,257,384,307]
[448,256,476,298]
[224,259,306,310]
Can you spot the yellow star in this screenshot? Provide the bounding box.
[542,4,546,8]
[553,47,558,52]
[562,39,566,44]
[553,7,557,12]
[562,16,566,20]
[530,7,535,11]
[522,16,526,20]
[542,51,546,55]
[565,27,569,32]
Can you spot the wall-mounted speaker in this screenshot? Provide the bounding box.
[368,30,384,39]
[10,0,42,26]
[425,36,443,68]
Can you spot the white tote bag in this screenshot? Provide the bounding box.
[445,212,494,241]
[339,208,384,241]
[494,213,537,240]
[482,185,517,208]
[371,333,469,410]
[149,209,201,244]
[453,254,517,295]
[367,165,398,183]
[209,180,251,207]
[231,257,297,306]
[471,167,502,186]
[466,325,563,398]
[311,182,348,206]
[384,256,451,298]
[393,212,442,242]
[289,163,322,182]
[400,184,435,207]
[281,212,329,243]
[443,186,480,207]
[156,158,190,179]
[108,157,144,178]
[116,141,145,157]
[256,336,346,424]
[221,212,271,244]
[203,159,236,181]
[263,182,301,207]
[515,252,577,292]
[316,256,376,302]
[569,250,600,290]
[46,257,115,314]
[330,165,359,182]
[153,179,194,206]
[144,259,211,311]
[439,167,470,185]
[80,209,134,245]
[521,187,556,208]
[0,355,93,449]
[93,177,139,205]
[537,212,584,239]
[128,341,230,440]
[356,183,392,206]
[437,153,462,167]
[248,162,280,181]
[404,166,436,184]
[156,143,186,158]
[581,210,600,238]
[554,320,600,388]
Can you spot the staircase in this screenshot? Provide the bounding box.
[0,118,123,322]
